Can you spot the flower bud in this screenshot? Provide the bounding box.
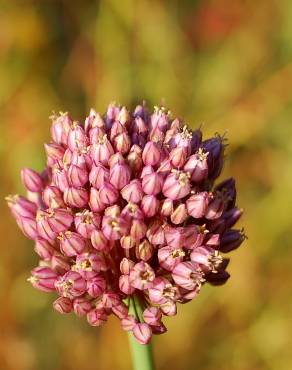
[55,271,87,298]
[136,240,154,262]
[44,143,65,163]
[53,297,73,314]
[142,173,163,195]
[67,124,88,151]
[50,112,71,145]
[129,262,155,290]
[113,132,131,154]
[89,187,106,212]
[91,230,110,251]
[130,220,147,240]
[121,180,143,203]
[186,192,209,218]
[172,262,204,290]
[169,147,187,168]
[133,323,152,345]
[121,315,137,331]
[160,198,174,217]
[6,195,37,219]
[184,149,208,183]
[64,187,89,208]
[102,215,129,240]
[67,165,88,187]
[89,164,109,189]
[34,238,55,260]
[74,210,101,238]
[99,182,119,205]
[109,162,131,190]
[51,254,70,274]
[170,204,188,225]
[120,235,136,249]
[120,258,135,274]
[43,186,64,208]
[87,309,108,326]
[58,231,86,256]
[205,193,225,220]
[119,275,135,294]
[73,297,92,317]
[90,136,114,165]
[158,245,185,271]
[143,307,162,326]
[141,195,160,218]
[162,171,191,200]
[74,253,104,279]
[112,302,129,319]
[21,168,43,192]
[28,266,57,292]
[142,141,161,166]
[87,276,106,298]
[127,145,143,174]
[16,216,38,240]
[220,229,245,253]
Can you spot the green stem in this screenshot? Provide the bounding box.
[128,296,155,370]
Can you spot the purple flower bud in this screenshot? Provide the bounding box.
[43,186,65,209]
[21,168,43,192]
[87,276,106,298]
[121,180,143,203]
[133,323,152,345]
[142,141,162,166]
[223,207,243,229]
[99,182,119,205]
[64,187,89,208]
[119,275,135,294]
[34,238,55,260]
[74,210,101,238]
[186,192,209,218]
[136,240,155,262]
[170,204,188,225]
[15,216,38,240]
[58,231,86,257]
[162,171,191,200]
[205,193,225,220]
[109,162,131,190]
[143,307,162,326]
[121,315,137,331]
[110,120,126,141]
[55,271,87,298]
[158,245,185,271]
[89,164,109,189]
[129,262,155,290]
[89,126,106,144]
[220,229,245,253]
[67,165,88,187]
[184,149,208,183]
[73,297,92,317]
[87,309,108,326]
[172,262,204,290]
[141,195,160,218]
[53,296,73,314]
[215,178,236,210]
[28,266,58,292]
[142,172,163,195]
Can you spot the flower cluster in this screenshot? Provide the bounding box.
[7,104,245,344]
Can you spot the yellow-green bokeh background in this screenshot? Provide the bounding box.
[1,1,292,369]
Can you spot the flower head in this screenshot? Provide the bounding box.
[7,104,245,344]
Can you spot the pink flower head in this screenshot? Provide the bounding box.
[7,104,244,343]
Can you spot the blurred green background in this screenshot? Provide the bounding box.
[1,1,292,369]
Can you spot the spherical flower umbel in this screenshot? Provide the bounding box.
[6,104,245,345]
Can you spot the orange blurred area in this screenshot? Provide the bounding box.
[1,0,292,369]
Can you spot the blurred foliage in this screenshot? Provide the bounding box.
[1,0,292,369]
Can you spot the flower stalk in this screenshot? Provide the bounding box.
[128,295,155,370]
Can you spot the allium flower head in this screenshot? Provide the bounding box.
[7,104,245,345]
